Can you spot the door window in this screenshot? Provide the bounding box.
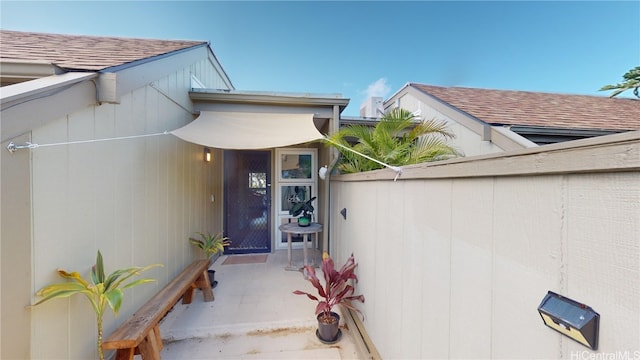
[275,149,317,249]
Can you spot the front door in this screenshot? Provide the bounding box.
[224,150,271,254]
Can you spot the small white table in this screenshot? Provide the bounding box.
[279,222,323,276]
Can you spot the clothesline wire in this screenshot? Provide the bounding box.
[7,131,169,151]
[322,137,402,181]
[6,131,402,180]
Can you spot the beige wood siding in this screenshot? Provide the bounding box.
[26,61,226,358]
[191,55,233,90]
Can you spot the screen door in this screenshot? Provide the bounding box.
[224,150,271,254]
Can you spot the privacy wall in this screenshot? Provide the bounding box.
[329,131,639,359]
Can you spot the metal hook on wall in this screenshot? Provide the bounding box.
[6,142,38,153]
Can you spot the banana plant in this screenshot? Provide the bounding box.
[31,250,162,360]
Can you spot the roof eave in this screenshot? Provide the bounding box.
[0,59,64,84]
[507,125,628,144]
[189,89,350,112]
[508,125,627,136]
[0,71,97,111]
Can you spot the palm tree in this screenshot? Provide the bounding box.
[327,108,461,174]
[600,66,640,98]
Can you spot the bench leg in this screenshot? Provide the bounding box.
[138,326,161,360]
[114,348,135,360]
[182,284,196,304]
[196,269,215,302]
[183,270,215,304]
[153,324,163,352]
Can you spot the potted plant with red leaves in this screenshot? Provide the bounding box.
[293,252,365,343]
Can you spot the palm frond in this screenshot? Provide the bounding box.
[600,66,640,98]
[327,107,461,173]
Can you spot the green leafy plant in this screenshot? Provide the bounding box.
[293,252,365,323]
[326,107,461,173]
[189,232,230,259]
[31,250,162,360]
[289,196,317,219]
[600,65,640,98]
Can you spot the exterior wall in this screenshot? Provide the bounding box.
[329,132,640,359]
[389,91,505,157]
[19,57,229,359]
[1,132,32,359]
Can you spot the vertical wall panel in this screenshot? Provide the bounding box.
[31,116,71,359]
[376,180,405,358]
[491,176,564,359]
[449,178,494,359]
[399,180,426,359]
[67,107,101,359]
[94,102,117,267]
[419,180,452,359]
[112,91,135,274]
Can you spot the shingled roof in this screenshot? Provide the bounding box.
[411,83,640,132]
[0,30,207,71]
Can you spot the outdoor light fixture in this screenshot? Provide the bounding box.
[204,148,211,163]
[537,291,600,350]
[319,165,328,180]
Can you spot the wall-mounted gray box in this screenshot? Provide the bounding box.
[538,291,600,350]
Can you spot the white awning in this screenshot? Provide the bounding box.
[171,111,324,149]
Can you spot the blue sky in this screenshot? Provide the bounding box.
[1,1,638,116]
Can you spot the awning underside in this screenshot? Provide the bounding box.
[171,111,324,149]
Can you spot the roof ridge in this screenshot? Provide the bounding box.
[0,29,206,45]
[0,29,208,72]
[411,82,639,102]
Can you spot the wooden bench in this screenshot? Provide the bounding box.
[102,259,215,360]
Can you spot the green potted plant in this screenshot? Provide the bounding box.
[189,231,230,287]
[293,252,365,344]
[289,196,317,227]
[31,250,161,360]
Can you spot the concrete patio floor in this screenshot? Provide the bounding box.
[158,250,363,359]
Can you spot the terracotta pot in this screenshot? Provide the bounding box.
[316,312,340,343]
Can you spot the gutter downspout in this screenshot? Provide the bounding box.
[323,105,341,255]
[323,155,340,256]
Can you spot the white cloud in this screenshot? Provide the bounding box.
[363,78,391,98]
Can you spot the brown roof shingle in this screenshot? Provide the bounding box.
[411,83,640,131]
[0,30,206,71]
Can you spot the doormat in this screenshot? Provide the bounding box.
[222,254,268,265]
